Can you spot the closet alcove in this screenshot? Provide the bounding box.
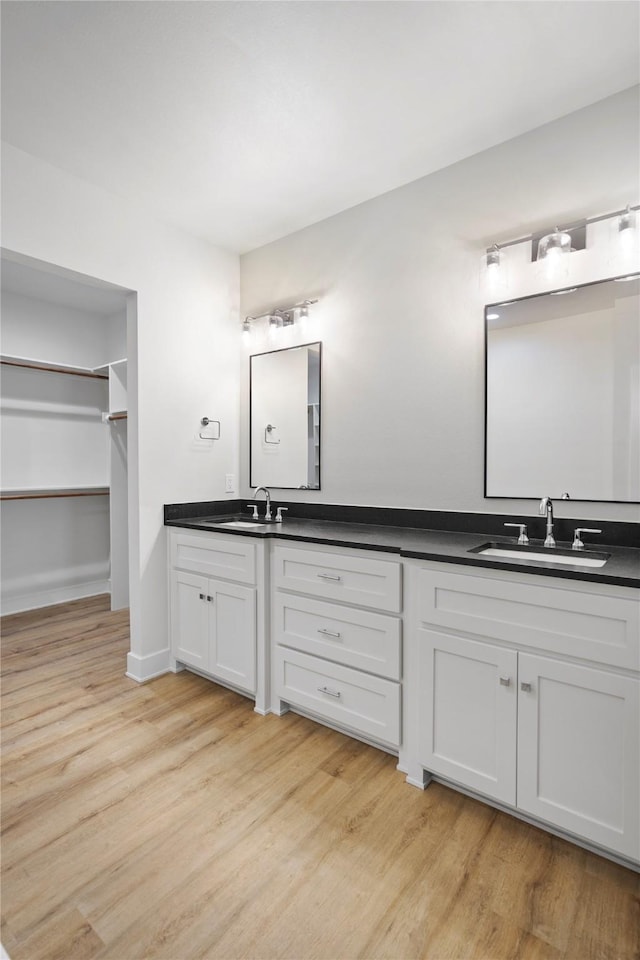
[0,252,134,615]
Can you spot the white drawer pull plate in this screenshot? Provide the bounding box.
[317,685,342,699]
[317,628,342,640]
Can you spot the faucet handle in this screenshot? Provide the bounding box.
[275,507,289,522]
[246,503,259,520]
[504,522,529,545]
[572,528,602,550]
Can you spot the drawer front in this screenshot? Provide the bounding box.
[274,592,401,680]
[275,647,401,747]
[170,530,256,585]
[273,545,401,613]
[416,568,639,670]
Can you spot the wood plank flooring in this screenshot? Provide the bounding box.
[1,596,638,960]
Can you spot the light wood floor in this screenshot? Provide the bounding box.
[1,596,638,960]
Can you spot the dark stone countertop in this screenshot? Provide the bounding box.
[165,514,640,589]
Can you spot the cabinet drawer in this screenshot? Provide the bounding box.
[170,530,256,585]
[416,568,639,670]
[275,647,400,747]
[274,592,401,680]
[273,545,401,612]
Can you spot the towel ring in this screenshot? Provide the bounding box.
[200,417,221,440]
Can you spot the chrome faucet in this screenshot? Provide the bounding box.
[539,496,556,548]
[252,486,272,521]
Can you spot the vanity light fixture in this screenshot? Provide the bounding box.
[485,204,639,283]
[241,298,319,338]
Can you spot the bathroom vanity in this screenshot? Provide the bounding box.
[165,506,639,868]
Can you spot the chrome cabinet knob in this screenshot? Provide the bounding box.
[520,681,533,692]
[499,676,511,686]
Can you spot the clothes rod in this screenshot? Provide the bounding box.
[1,488,110,501]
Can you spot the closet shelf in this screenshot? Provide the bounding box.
[93,358,127,373]
[1,354,109,380]
[1,485,109,501]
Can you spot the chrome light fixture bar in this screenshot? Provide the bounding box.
[482,202,639,288]
[242,298,319,336]
[485,203,639,259]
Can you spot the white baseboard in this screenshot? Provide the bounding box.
[126,647,171,683]
[0,579,110,616]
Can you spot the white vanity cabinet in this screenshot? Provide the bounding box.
[406,561,640,864]
[168,528,267,704]
[272,543,402,749]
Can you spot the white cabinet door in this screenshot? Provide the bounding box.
[517,653,640,860]
[171,570,210,671]
[209,579,256,694]
[418,629,518,805]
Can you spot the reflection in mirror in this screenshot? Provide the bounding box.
[250,342,321,490]
[485,275,639,502]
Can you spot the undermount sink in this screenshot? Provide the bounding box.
[470,542,610,568]
[196,518,274,530]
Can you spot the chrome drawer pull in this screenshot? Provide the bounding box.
[317,628,342,639]
[199,593,205,600]
[317,685,341,699]
[499,676,511,687]
[317,573,342,582]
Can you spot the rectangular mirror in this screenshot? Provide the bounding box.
[485,274,639,503]
[250,342,321,490]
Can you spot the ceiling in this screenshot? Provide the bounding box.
[2,1,638,254]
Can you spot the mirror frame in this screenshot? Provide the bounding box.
[483,273,640,504]
[249,340,322,491]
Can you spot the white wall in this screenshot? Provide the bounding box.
[1,142,240,678]
[0,498,111,614]
[240,87,640,522]
[1,289,121,367]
